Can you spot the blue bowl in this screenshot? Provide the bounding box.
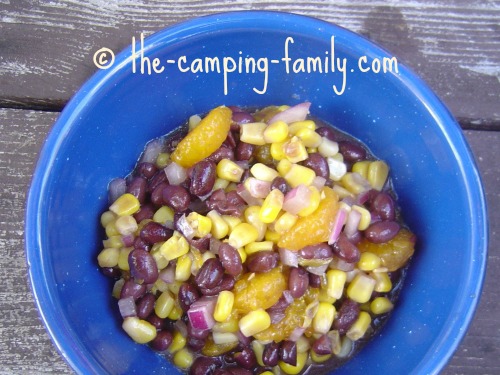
[26,11,488,375]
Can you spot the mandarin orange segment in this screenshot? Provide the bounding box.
[357,228,416,271]
[170,106,232,168]
[278,187,339,251]
[233,267,287,314]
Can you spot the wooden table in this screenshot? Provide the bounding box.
[1,1,498,374]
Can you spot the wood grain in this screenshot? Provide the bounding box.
[0,0,499,126]
[0,107,498,373]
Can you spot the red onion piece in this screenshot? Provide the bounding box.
[267,102,311,124]
[329,256,355,272]
[356,189,373,205]
[305,264,329,275]
[344,209,361,237]
[118,296,137,318]
[236,183,263,206]
[282,184,311,215]
[328,206,348,245]
[245,177,271,199]
[141,139,163,164]
[164,162,187,185]
[187,296,217,331]
[174,319,188,337]
[289,327,306,342]
[108,178,127,204]
[209,237,222,255]
[279,248,299,267]
[176,214,195,240]
[159,264,176,283]
[269,310,287,324]
[121,234,135,247]
[282,290,294,305]
[311,176,327,190]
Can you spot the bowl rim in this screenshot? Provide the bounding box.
[25,10,488,375]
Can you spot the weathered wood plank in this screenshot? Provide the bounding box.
[0,1,499,126]
[0,108,498,373]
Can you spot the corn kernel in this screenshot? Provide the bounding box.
[175,254,192,282]
[153,206,174,224]
[311,351,332,363]
[222,215,242,234]
[347,273,376,303]
[296,128,322,148]
[155,291,175,318]
[150,243,169,270]
[201,251,216,263]
[270,141,287,161]
[283,164,316,188]
[216,158,244,182]
[326,269,347,299]
[167,280,183,295]
[236,247,247,264]
[115,215,138,236]
[188,114,202,130]
[228,223,259,249]
[340,172,371,194]
[277,158,292,176]
[331,184,354,199]
[110,193,140,216]
[173,348,194,369]
[259,189,284,223]
[346,311,371,341]
[244,241,274,255]
[97,247,119,268]
[295,335,311,353]
[112,278,125,299]
[225,182,238,192]
[337,336,353,358]
[351,205,371,230]
[312,302,336,334]
[101,211,116,228]
[250,163,279,182]
[283,137,308,163]
[168,304,183,320]
[371,296,394,315]
[371,271,392,293]
[352,160,371,179]
[169,330,187,353]
[244,206,267,241]
[327,157,347,181]
[259,372,274,375]
[214,291,235,322]
[186,212,212,238]
[264,229,281,243]
[122,317,157,344]
[358,252,382,272]
[103,235,123,249]
[278,351,308,374]
[160,232,189,261]
[212,331,239,344]
[213,177,230,191]
[207,210,229,239]
[273,212,298,234]
[118,247,133,271]
[297,186,320,217]
[367,161,389,191]
[213,319,239,333]
[264,120,289,143]
[318,137,339,157]
[251,340,266,367]
[189,247,204,275]
[105,221,119,237]
[240,122,267,145]
[239,309,271,337]
[319,285,337,304]
[156,152,170,168]
[288,120,316,135]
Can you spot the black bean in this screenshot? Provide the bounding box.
[199,274,235,296]
[280,340,297,366]
[132,237,150,252]
[218,243,243,276]
[300,153,329,179]
[148,170,168,192]
[187,336,206,352]
[188,235,211,252]
[178,283,200,312]
[338,141,367,163]
[234,347,257,369]
[312,334,332,355]
[289,267,309,298]
[190,357,221,375]
[365,221,400,243]
[315,126,336,141]
[226,368,252,375]
[270,176,291,195]
[246,251,279,273]
[232,111,254,125]
[128,249,159,284]
[127,176,148,203]
[150,330,173,351]
[140,222,173,244]
[206,145,235,164]
[137,162,158,179]
[334,299,360,335]
[371,192,396,221]
[133,203,155,222]
[151,182,169,206]
[146,313,165,330]
[136,293,156,319]
[162,185,191,212]
[235,142,255,161]
[331,233,361,263]
[190,160,216,196]
[195,258,224,289]
[223,131,237,149]
[120,279,146,300]
[100,267,120,278]
[187,322,210,340]
[309,273,322,288]
[262,342,280,366]
[298,243,333,260]
[206,189,245,217]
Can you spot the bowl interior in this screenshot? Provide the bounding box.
[26,11,487,375]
